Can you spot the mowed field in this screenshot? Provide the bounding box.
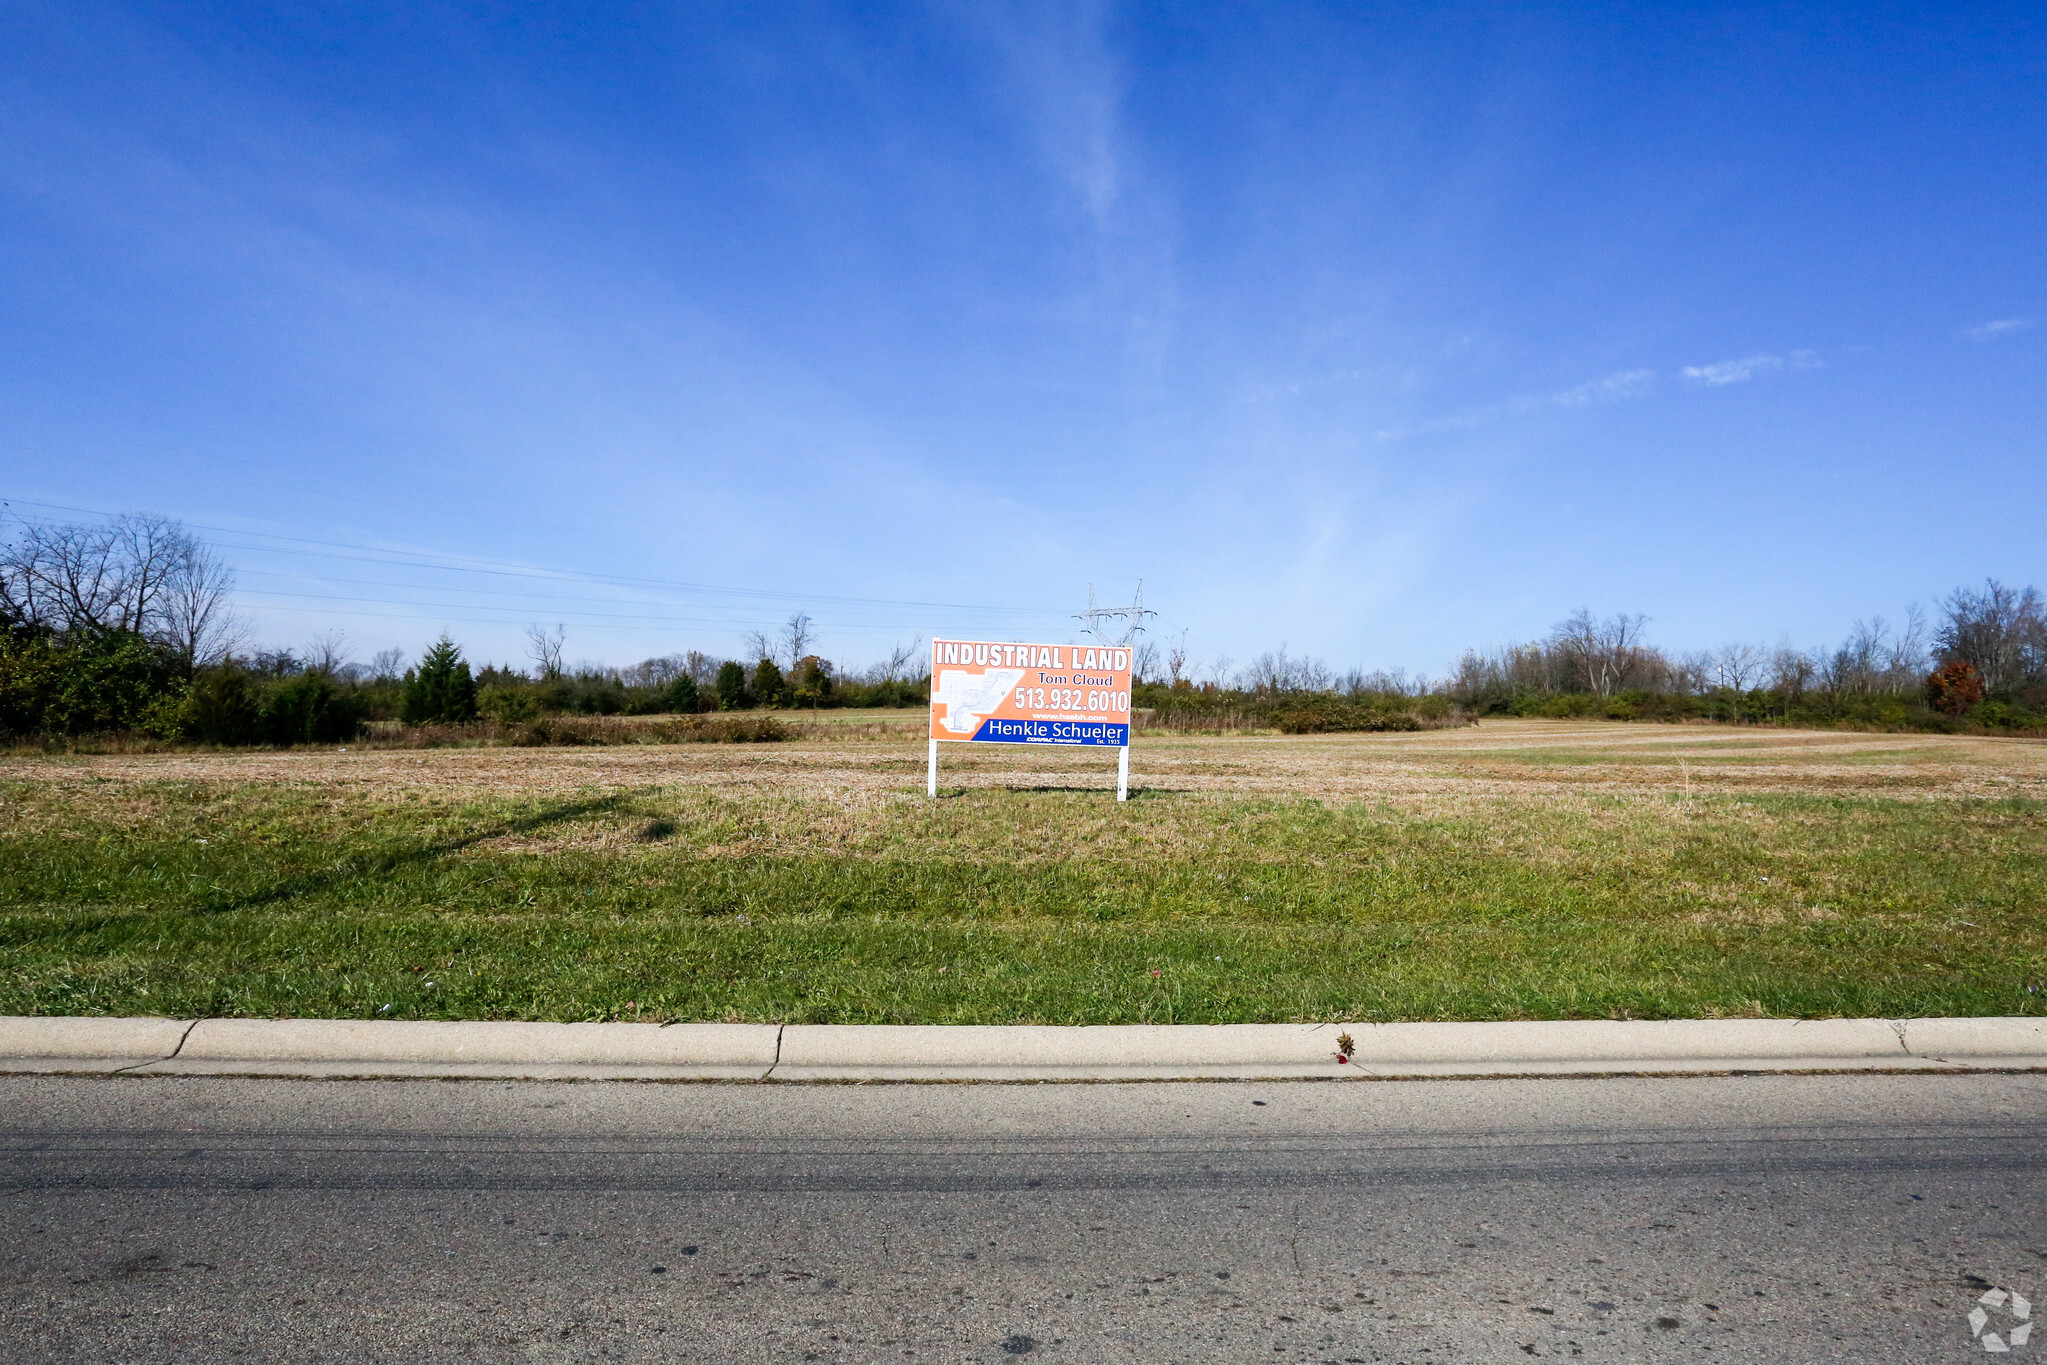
[1,719,2042,1024]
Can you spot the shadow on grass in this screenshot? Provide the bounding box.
[189,792,639,916]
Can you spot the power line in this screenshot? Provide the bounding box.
[232,600,920,639]
[234,587,806,625]
[231,568,1020,624]
[0,496,1067,618]
[234,586,960,633]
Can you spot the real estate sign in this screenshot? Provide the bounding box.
[928,638,1133,746]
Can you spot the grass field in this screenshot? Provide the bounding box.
[2,719,2042,1024]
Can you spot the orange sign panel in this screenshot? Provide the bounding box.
[928,639,1133,746]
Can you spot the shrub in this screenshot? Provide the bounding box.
[1271,706,1422,734]
[477,684,539,724]
[841,676,924,708]
[533,677,576,714]
[1971,699,2040,730]
[260,673,365,745]
[159,664,366,745]
[577,678,628,715]
[11,628,186,736]
[176,664,260,743]
[0,629,64,735]
[508,714,787,745]
[682,714,785,742]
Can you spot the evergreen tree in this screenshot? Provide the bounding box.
[658,675,700,714]
[751,657,787,708]
[449,651,477,720]
[401,633,478,724]
[714,660,748,711]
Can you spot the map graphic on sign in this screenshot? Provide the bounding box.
[928,639,1134,747]
[932,668,1026,733]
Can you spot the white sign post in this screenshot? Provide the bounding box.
[926,638,1134,800]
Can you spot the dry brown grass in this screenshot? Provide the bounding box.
[6,717,2039,806]
[4,718,2040,870]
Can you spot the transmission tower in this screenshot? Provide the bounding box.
[1075,582,1157,646]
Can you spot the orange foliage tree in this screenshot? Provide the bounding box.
[1925,660,1984,715]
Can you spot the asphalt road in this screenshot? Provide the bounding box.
[2,1071,2043,1364]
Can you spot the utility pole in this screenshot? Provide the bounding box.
[1074,582,1156,647]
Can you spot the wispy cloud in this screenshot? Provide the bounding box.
[1239,365,1382,405]
[957,0,1125,232]
[1681,349,1822,386]
[1548,368,1655,409]
[1375,368,1655,441]
[1966,317,2034,341]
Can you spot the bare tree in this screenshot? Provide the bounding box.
[158,533,244,664]
[370,648,406,683]
[305,631,350,677]
[1238,646,1333,695]
[1712,642,1768,693]
[2,511,243,662]
[878,638,922,683]
[1673,650,1715,696]
[1769,643,1815,699]
[1549,611,1598,691]
[1833,618,1904,694]
[1937,580,2046,692]
[0,508,31,627]
[109,514,190,633]
[1551,610,1650,698]
[1886,605,1930,691]
[1447,649,1493,704]
[781,612,816,670]
[1239,648,1291,696]
[625,654,695,688]
[1131,640,1160,683]
[683,650,720,687]
[6,518,124,630]
[1345,667,1423,696]
[525,622,566,680]
[741,628,776,666]
[1165,630,1189,687]
[249,648,301,677]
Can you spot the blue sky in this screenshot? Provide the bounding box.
[2,2,2041,677]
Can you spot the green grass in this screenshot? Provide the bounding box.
[2,739,2041,1023]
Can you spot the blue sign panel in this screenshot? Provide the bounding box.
[970,718,1129,746]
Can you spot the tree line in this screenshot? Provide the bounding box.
[3,509,2041,742]
[1437,589,2044,730]
[0,512,932,741]
[1116,587,2043,735]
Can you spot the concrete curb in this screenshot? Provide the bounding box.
[168,1018,777,1079]
[2,1015,2044,1082]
